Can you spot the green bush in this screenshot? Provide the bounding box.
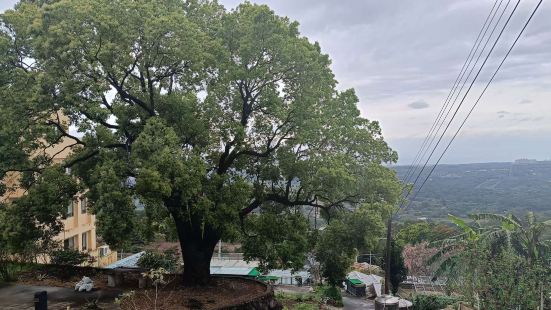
[0,262,17,282]
[137,249,178,272]
[412,294,461,310]
[50,249,89,266]
[312,285,342,307]
[292,303,317,310]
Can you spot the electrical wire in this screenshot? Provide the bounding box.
[406,0,544,209]
[404,0,515,203]
[401,0,502,186]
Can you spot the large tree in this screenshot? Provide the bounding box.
[0,0,400,285]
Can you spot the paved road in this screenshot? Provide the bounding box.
[0,284,120,310]
[343,295,376,309]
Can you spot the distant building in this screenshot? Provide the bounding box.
[514,158,538,164]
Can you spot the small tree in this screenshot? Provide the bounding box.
[315,204,386,286]
[382,241,406,295]
[137,249,179,273]
[402,242,438,276]
[50,249,90,266]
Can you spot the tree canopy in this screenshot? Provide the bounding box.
[0,0,401,285]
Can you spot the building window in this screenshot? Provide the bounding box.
[63,236,75,250]
[67,201,74,217]
[81,232,88,251]
[80,197,87,214]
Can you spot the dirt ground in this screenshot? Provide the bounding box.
[118,277,267,310]
[17,267,113,291]
[11,265,269,309]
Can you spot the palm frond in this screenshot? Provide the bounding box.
[448,214,478,240]
[469,213,521,230]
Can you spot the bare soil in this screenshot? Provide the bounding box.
[13,265,269,309]
[16,265,114,291]
[118,277,267,310]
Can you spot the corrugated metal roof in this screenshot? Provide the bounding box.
[265,269,309,279]
[105,251,145,269]
[347,271,383,296]
[210,266,257,276]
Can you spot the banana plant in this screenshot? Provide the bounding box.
[470,212,551,265]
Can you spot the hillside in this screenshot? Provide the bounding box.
[394,160,551,219]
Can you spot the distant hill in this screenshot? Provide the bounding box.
[394,160,551,220]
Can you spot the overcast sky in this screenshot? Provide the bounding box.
[2,0,550,164]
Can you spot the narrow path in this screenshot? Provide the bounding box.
[0,283,120,309]
[342,295,375,310]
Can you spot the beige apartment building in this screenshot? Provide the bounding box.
[1,122,117,267]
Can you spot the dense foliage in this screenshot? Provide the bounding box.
[0,0,400,285]
[412,294,462,310]
[314,204,387,286]
[0,167,80,270]
[402,242,438,276]
[431,212,551,309]
[383,241,407,295]
[395,221,455,247]
[50,248,90,266]
[137,249,179,272]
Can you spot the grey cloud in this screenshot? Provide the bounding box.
[497,110,544,122]
[497,111,509,118]
[408,100,430,109]
[222,0,551,101]
[519,99,533,104]
[514,116,544,122]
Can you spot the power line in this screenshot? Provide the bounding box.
[401,0,502,186]
[401,0,520,207]
[406,0,544,210]
[405,0,514,200]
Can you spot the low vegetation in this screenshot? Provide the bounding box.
[136,249,179,272]
[411,294,463,310]
[275,285,343,309]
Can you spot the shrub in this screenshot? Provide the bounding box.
[0,262,17,282]
[50,249,89,266]
[293,304,317,310]
[137,249,178,272]
[312,285,343,307]
[412,294,462,310]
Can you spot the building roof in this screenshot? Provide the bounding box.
[264,269,309,279]
[347,271,383,296]
[210,258,259,268]
[105,251,145,269]
[209,266,259,276]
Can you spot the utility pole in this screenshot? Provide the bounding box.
[384,215,392,295]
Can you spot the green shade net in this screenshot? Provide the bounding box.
[348,278,364,285]
[248,267,261,277]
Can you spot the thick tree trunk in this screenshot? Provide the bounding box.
[180,236,218,286]
[172,215,220,286]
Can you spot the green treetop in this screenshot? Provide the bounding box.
[0,0,400,285]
